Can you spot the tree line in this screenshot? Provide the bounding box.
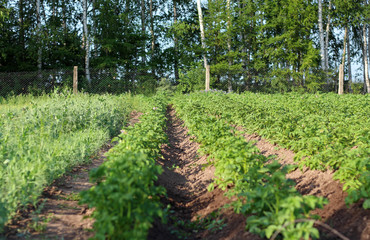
[0,0,369,94]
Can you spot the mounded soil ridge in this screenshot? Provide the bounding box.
[242,131,370,240]
[150,108,370,240]
[3,111,142,240]
[3,108,370,240]
[149,107,261,240]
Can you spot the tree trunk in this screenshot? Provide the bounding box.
[150,0,155,75]
[227,0,232,92]
[197,0,210,91]
[338,25,347,95]
[368,1,370,72]
[150,0,154,53]
[141,0,146,65]
[173,0,179,81]
[83,0,91,86]
[347,29,352,93]
[36,0,42,73]
[62,0,67,47]
[363,24,370,93]
[368,25,370,68]
[19,0,25,61]
[363,52,367,93]
[92,0,98,58]
[318,0,325,70]
[238,0,248,87]
[325,0,331,87]
[52,0,56,17]
[52,0,57,89]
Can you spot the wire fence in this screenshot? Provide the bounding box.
[1,67,363,97]
[0,67,159,97]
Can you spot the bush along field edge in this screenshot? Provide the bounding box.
[79,94,168,240]
[172,95,328,240]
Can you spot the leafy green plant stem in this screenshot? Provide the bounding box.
[79,94,169,240]
[270,219,350,240]
[172,93,327,240]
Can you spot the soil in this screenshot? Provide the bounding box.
[241,131,370,240]
[2,111,142,240]
[2,108,370,240]
[149,111,370,240]
[148,107,262,240]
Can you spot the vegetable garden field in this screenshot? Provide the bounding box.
[0,91,369,240]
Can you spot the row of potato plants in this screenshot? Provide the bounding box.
[172,95,327,240]
[183,91,370,208]
[0,91,134,232]
[80,95,168,240]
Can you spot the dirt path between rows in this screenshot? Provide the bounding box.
[148,107,262,240]
[4,107,369,240]
[150,108,370,240]
[241,131,370,240]
[3,111,142,240]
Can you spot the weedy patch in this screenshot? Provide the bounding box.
[28,213,54,233]
[57,203,80,210]
[25,201,54,233]
[57,193,81,201]
[0,93,135,232]
[166,209,226,239]
[168,164,180,170]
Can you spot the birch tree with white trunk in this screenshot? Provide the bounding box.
[197,0,210,91]
[338,25,347,95]
[368,25,370,68]
[227,0,232,92]
[173,0,179,81]
[83,0,91,86]
[318,0,325,70]
[150,0,155,75]
[36,0,42,73]
[141,0,146,65]
[363,24,370,93]
[325,1,331,75]
[347,29,352,92]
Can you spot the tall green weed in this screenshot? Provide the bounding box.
[0,92,134,231]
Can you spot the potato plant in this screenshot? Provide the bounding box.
[80,95,168,240]
[172,93,327,240]
[177,91,370,209]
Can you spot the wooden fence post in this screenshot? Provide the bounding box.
[338,64,344,95]
[73,66,78,94]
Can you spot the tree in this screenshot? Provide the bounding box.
[1,0,368,95]
[141,0,146,65]
[338,26,347,95]
[364,24,370,93]
[332,0,362,94]
[150,0,155,75]
[173,0,179,81]
[319,0,325,70]
[197,0,210,91]
[0,1,8,25]
[325,0,332,74]
[347,27,352,92]
[83,0,91,85]
[227,0,232,92]
[168,0,202,84]
[36,0,42,72]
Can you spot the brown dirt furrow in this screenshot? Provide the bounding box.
[149,107,262,240]
[240,129,370,240]
[3,111,142,240]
